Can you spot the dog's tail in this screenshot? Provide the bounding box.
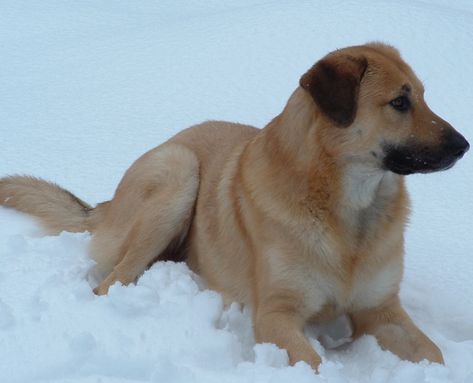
[0,175,108,234]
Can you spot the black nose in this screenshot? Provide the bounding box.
[453,136,469,158]
[446,131,470,158]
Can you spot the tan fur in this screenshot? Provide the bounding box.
[3,43,462,370]
[0,175,106,233]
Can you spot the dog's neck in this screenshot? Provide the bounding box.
[252,88,404,228]
[263,89,319,165]
[341,162,400,211]
[339,162,403,241]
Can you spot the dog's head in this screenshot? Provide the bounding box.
[299,43,469,175]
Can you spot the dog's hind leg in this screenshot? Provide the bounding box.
[91,144,199,295]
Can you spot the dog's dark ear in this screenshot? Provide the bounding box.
[300,55,367,127]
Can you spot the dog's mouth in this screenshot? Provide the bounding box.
[382,131,469,175]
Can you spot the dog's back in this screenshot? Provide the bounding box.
[0,120,259,292]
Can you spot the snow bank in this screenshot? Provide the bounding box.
[0,210,464,383]
[1,1,472,382]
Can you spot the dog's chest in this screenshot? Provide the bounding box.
[278,244,403,317]
[275,176,404,317]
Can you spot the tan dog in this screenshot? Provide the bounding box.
[0,43,469,370]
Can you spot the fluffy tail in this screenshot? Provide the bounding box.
[0,175,108,234]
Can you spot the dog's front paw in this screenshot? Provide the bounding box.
[93,284,110,296]
[414,341,444,365]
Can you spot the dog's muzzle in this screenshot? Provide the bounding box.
[382,129,470,175]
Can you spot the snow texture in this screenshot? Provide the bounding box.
[1,1,473,382]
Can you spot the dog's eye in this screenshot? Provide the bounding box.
[389,96,410,112]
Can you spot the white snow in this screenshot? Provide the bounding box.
[1,1,473,382]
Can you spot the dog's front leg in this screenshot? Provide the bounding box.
[254,303,321,370]
[351,295,444,364]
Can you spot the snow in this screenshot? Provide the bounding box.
[1,1,473,382]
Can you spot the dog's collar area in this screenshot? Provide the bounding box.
[341,163,398,211]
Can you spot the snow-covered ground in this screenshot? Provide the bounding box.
[1,1,472,382]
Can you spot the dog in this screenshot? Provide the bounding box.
[0,43,469,370]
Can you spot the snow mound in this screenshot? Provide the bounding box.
[1,208,472,383]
